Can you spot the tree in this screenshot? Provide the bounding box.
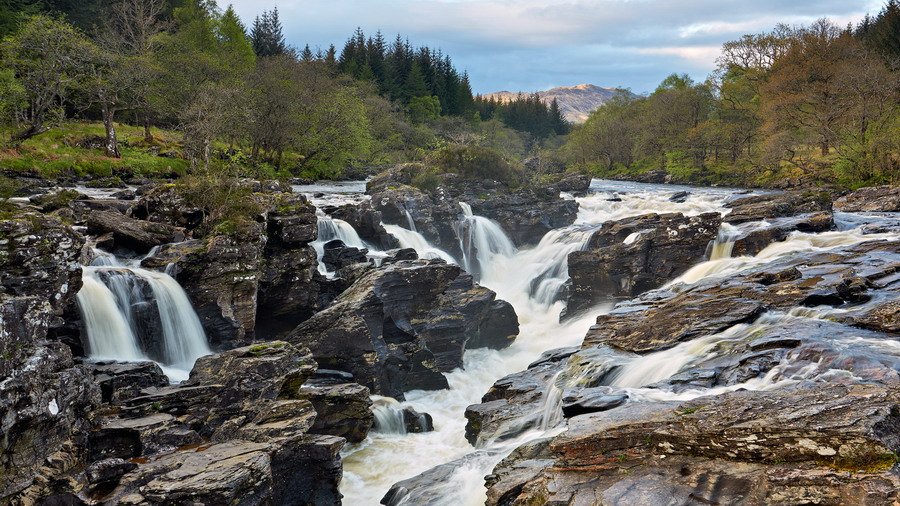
[250,7,287,58]
[0,14,93,142]
[100,0,169,144]
[762,20,852,157]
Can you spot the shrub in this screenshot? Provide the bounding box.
[432,144,523,187]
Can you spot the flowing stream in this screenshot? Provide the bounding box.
[297,180,898,504]
[75,250,211,382]
[339,181,744,505]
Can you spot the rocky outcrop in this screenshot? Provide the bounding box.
[87,209,184,254]
[302,381,373,443]
[131,184,204,230]
[724,190,832,224]
[14,342,347,505]
[835,185,900,212]
[256,193,325,339]
[287,259,519,398]
[565,212,721,316]
[486,384,900,506]
[0,212,100,501]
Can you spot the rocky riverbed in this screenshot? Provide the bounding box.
[1,172,899,505]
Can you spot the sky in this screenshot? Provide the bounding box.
[225,0,885,95]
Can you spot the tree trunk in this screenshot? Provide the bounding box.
[820,138,829,157]
[10,123,48,143]
[102,103,121,158]
[144,112,153,143]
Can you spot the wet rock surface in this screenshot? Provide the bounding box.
[288,259,519,398]
[471,215,900,505]
[9,342,349,505]
[723,190,833,224]
[835,185,900,212]
[566,212,721,316]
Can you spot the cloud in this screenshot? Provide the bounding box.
[227,0,879,94]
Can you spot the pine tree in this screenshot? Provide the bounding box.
[300,44,314,62]
[403,61,430,101]
[250,7,287,57]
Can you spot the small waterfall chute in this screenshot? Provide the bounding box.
[382,224,457,264]
[456,202,517,280]
[371,396,408,435]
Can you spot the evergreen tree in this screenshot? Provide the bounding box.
[403,61,430,101]
[300,44,314,62]
[250,7,286,57]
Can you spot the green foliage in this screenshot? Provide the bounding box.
[432,144,524,187]
[563,15,900,190]
[1,14,96,141]
[176,174,265,236]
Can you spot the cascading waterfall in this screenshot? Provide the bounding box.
[708,222,740,260]
[76,253,211,382]
[382,224,457,264]
[456,202,517,280]
[341,180,899,506]
[312,211,376,275]
[671,227,900,287]
[371,396,409,435]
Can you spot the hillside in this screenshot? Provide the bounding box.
[484,84,634,123]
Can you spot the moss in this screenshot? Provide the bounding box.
[249,342,287,356]
[820,447,899,473]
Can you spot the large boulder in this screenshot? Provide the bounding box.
[302,381,373,443]
[131,184,204,230]
[256,193,325,339]
[86,210,184,254]
[142,224,265,350]
[723,190,832,224]
[565,212,721,316]
[834,185,900,212]
[287,259,519,398]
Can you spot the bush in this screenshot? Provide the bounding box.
[432,144,523,187]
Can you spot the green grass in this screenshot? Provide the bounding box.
[0,121,189,179]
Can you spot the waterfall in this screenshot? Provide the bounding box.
[382,224,457,264]
[404,209,417,232]
[371,396,409,435]
[708,222,740,260]
[76,255,211,383]
[340,181,779,505]
[312,212,379,274]
[672,227,900,287]
[456,202,517,279]
[76,273,145,361]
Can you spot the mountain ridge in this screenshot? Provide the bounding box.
[483,83,634,123]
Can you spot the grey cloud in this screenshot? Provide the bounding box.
[227,0,876,93]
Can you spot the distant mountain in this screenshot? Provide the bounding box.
[483,84,635,123]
